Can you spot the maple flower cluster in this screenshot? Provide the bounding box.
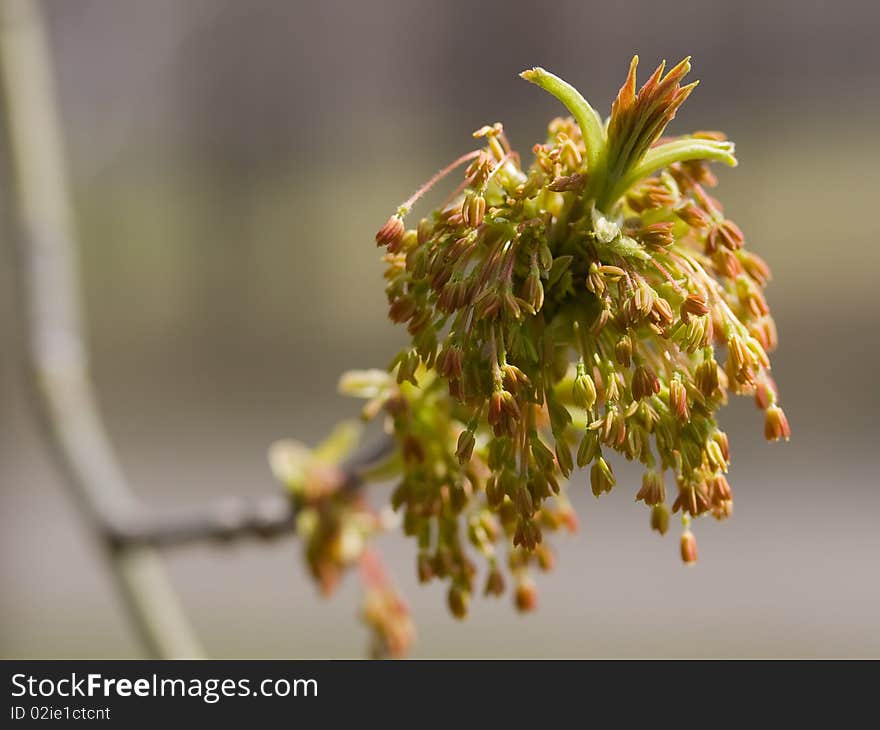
[273,56,788,652]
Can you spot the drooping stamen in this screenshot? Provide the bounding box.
[398,150,482,215]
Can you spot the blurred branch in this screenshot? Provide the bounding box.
[0,0,204,658]
[0,0,394,658]
[107,436,394,549]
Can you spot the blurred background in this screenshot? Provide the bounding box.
[1,0,878,658]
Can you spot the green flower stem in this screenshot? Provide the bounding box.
[603,138,737,208]
[520,67,606,174]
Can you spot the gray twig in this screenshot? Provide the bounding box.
[1,0,394,658]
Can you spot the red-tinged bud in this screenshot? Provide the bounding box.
[447,585,470,620]
[714,248,743,279]
[514,486,534,517]
[514,577,538,613]
[484,566,506,596]
[727,333,751,382]
[547,173,587,192]
[669,375,689,421]
[754,315,779,351]
[696,358,720,397]
[615,335,633,367]
[754,375,778,410]
[461,192,486,227]
[437,345,463,379]
[711,499,733,520]
[764,404,791,442]
[681,292,709,320]
[521,272,544,312]
[650,503,670,535]
[417,552,434,583]
[590,457,615,496]
[513,518,541,550]
[636,470,665,506]
[502,363,531,394]
[672,484,710,517]
[535,544,555,571]
[708,474,732,507]
[680,530,698,565]
[739,250,772,286]
[631,364,660,401]
[388,296,417,323]
[652,296,675,326]
[376,214,405,248]
[676,204,711,229]
[488,391,504,427]
[707,218,744,252]
[639,222,675,248]
[485,475,504,508]
[712,430,730,462]
[456,429,476,464]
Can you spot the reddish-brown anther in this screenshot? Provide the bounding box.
[764,404,791,442]
[740,250,772,286]
[388,296,416,323]
[672,484,709,517]
[669,376,689,421]
[375,214,405,248]
[484,567,506,596]
[632,364,660,400]
[707,218,744,252]
[707,474,732,508]
[713,249,744,279]
[514,578,538,613]
[676,203,711,229]
[754,374,778,410]
[680,530,698,565]
[636,471,665,506]
[447,586,469,620]
[640,222,675,248]
[681,292,710,320]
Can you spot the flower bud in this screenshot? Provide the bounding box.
[590,457,615,497]
[514,577,538,613]
[417,552,434,583]
[447,585,470,619]
[636,470,665,506]
[695,358,719,397]
[461,192,486,227]
[680,530,698,565]
[456,429,476,464]
[615,335,633,367]
[764,404,791,442]
[669,374,689,421]
[572,368,597,410]
[375,214,405,248]
[650,503,670,535]
[484,566,506,597]
[576,430,601,468]
[631,364,660,401]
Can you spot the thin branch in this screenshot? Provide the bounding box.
[0,0,397,658]
[0,0,204,659]
[107,436,395,549]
